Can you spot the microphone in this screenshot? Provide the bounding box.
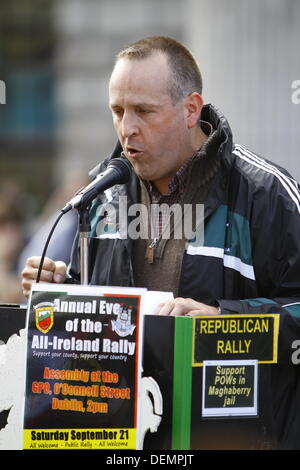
[61,157,132,214]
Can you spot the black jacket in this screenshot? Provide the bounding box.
[68,104,300,448]
[69,104,300,320]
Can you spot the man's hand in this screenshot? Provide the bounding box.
[21,256,67,298]
[156,297,219,316]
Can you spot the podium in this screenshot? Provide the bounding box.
[1,299,300,450]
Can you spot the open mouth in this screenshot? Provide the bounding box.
[126,146,143,158]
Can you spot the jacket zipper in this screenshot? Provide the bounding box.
[147,237,159,264]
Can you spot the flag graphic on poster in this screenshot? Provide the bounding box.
[34,302,54,334]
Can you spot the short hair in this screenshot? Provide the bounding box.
[115,36,203,104]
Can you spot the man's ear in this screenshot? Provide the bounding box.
[185,92,204,129]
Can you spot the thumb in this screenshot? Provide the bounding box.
[53,261,67,283]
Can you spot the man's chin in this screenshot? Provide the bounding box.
[127,161,165,188]
[129,163,152,181]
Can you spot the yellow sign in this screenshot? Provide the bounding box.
[192,314,280,366]
[23,428,136,450]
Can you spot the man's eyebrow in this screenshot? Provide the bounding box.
[110,101,161,110]
[135,102,159,108]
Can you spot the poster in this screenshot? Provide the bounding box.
[22,283,145,450]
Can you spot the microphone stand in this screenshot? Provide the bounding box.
[78,206,91,285]
[36,204,92,286]
[36,158,132,287]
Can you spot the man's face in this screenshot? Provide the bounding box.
[109,53,192,193]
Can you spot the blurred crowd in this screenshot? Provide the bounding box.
[0,181,25,304]
[0,171,87,305]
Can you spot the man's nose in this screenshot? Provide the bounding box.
[121,111,139,138]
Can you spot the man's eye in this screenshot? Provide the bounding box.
[137,108,150,114]
[112,109,123,116]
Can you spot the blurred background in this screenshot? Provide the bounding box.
[0,0,299,304]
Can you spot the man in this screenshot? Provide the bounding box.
[22,36,300,320]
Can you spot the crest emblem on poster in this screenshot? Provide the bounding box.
[34,302,54,334]
[111,304,136,337]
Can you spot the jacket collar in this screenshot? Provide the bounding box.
[91,104,234,219]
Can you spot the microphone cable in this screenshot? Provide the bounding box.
[36,210,66,283]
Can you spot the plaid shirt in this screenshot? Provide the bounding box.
[144,157,192,238]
